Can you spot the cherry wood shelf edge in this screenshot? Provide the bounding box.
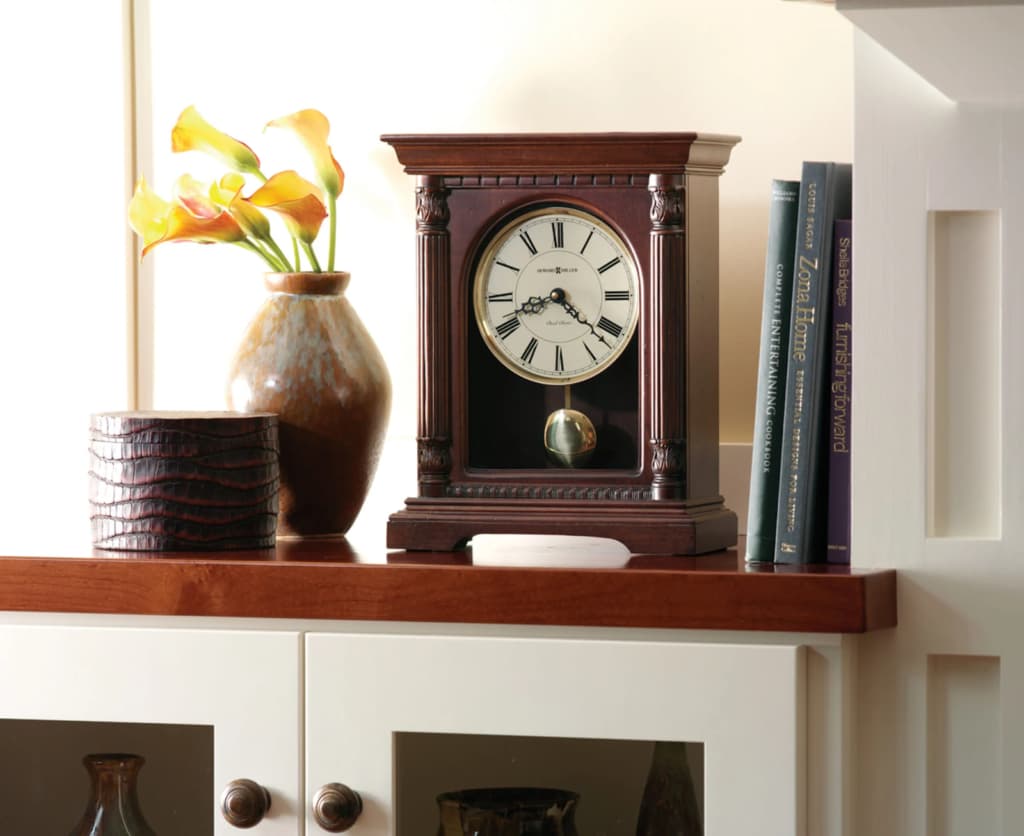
[0,547,896,634]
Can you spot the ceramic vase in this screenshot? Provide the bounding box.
[68,753,157,836]
[435,788,580,836]
[634,741,702,836]
[227,272,391,537]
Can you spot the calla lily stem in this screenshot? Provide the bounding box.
[327,194,337,272]
[302,241,323,272]
[264,237,294,272]
[238,240,288,271]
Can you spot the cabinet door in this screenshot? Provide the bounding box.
[306,633,804,836]
[0,624,301,835]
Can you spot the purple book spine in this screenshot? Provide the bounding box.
[827,220,853,563]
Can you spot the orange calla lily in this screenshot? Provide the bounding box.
[148,205,246,257]
[128,176,247,258]
[171,106,262,177]
[129,107,344,271]
[174,174,221,218]
[266,109,343,198]
[128,177,172,251]
[246,170,327,244]
[210,173,273,241]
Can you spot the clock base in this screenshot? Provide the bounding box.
[387,497,737,556]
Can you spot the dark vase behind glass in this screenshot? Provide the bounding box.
[634,741,703,836]
[436,787,580,836]
[68,753,157,836]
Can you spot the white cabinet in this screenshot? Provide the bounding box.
[0,619,828,836]
[0,624,302,835]
[307,632,805,835]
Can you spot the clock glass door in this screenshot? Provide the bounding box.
[467,203,641,472]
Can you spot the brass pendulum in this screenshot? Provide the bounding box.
[544,387,597,467]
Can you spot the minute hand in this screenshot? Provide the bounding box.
[560,300,610,347]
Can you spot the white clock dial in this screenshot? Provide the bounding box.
[473,206,640,385]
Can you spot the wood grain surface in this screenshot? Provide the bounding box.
[0,538,896,633]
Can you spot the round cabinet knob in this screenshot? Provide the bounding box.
[220,779,272,828]
[313,783,363,832]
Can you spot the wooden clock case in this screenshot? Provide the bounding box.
[382,133,740,555]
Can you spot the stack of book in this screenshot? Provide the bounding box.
[745,163,853,565]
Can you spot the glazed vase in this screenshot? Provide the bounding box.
[435,788,580,836]
[634,741,702,836]
[68,753,157,836]
[227,272,391,537]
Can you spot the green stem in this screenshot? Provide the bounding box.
[253,239,290,272]
[302,241,323,272]
[327,193,337,272]
[236,239,284,271]
[264,237,294,272]
[292,238,301,270]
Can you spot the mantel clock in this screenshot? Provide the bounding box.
[382,133,740,554]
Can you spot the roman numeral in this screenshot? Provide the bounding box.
[520,337,538,365]
[496,260,519,273]
[583,342,597,362]
[580,230,594,255]
[551,221,564,248]
[496,318,520,339]
[519,230,538,255]
[597,316,623,338]
[604,290,631,301]
[555,344,564,372]
[597,257,621,274]
[488,292,514,303]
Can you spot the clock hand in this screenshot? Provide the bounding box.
[559,297,610,347]
[505,293,555,319]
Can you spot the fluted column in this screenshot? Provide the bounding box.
[415,175,451,497]
[648,173,687,500]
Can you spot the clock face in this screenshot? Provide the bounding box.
[472,206,640,385]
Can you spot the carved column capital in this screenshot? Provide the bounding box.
[417,436,452,476]
[648,173,685,230]
[650,438,686,500]
[415,176,450,230]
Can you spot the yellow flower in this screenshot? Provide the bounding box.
[127,177,172,252]
[171,106,262,177]
[210,173,272,241]
[174,174,220,219]
[128,176,246,258]
[266,109,344,198]
[246,171,327,243]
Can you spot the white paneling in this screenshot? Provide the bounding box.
[844,9,1024,836]
[0,4,132,551]
[926,654,1002,836]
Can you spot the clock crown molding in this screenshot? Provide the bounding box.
[381,132,741,176]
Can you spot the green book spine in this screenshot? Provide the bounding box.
[774,161,853,564]
[745,179,800,563]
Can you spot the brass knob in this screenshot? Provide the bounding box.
[220,779,271,828]
[313,783,363,832]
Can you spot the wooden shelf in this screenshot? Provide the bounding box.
[0,536,895,633]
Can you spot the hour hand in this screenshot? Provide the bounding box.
[508,294,553,318]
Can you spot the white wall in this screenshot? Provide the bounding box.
[0,3,132,553]
[0,0,853,549]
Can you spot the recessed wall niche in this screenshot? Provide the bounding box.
[927,210,1001,539]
